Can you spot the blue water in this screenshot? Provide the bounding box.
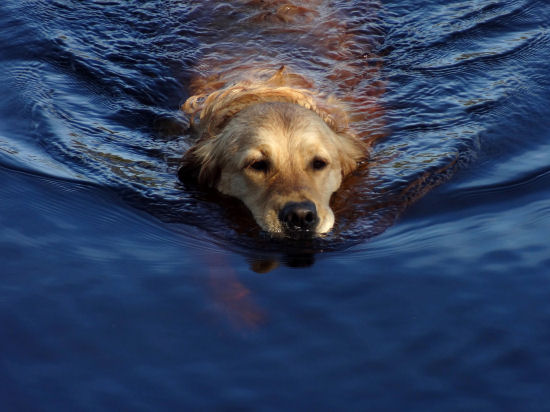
[1,0,550,410]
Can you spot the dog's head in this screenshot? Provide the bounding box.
[180,72,366,237]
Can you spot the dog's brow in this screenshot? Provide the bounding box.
[241,148,269,167]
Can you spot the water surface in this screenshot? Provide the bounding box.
[1,0,549,410]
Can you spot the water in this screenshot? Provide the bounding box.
[1,0,549,410]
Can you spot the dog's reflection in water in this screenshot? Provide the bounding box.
[204,249,315,331]
[249,251,316,273]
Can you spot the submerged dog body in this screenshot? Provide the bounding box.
[180,1,383,236]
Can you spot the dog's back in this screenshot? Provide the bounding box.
[185,0,385,142]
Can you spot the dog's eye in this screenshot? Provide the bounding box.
[249,160,269,172]
[312,158,328,171]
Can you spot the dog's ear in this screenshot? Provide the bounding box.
[337,132,368,177]
[178,142,221,187]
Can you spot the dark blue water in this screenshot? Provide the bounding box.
[1,0,550,410]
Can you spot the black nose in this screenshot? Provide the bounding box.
[279,201,319,232]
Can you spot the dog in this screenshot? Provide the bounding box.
[178,1,383,238]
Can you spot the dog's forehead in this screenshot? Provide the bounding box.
[256,118,334,148]
[236,130,330,170]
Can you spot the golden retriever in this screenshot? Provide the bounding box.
[178,1,383,237]
[179,66,366,236]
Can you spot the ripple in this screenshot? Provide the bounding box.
[411,30,548,73]
[448,166,550,207]
[384,0,546,74]
[0,165,221,260]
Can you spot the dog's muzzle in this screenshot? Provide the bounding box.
[279,201,319,234]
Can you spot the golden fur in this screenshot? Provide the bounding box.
[180,66,367,235]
